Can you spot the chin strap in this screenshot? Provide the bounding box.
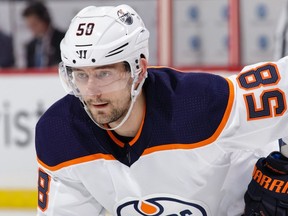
[82,71,147,131]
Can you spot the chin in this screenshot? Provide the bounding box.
[92,114,110,125]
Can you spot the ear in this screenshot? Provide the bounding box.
[136,58,148,84]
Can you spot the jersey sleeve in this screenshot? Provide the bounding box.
[219,56,288,151]
[36,166,105,216]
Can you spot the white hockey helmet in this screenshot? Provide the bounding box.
[59,4,150,95]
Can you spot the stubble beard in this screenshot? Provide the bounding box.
[89,99,130,125]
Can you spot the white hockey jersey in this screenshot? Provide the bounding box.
[35,57,288,216]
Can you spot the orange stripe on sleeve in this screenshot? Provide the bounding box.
[37,153,116,171]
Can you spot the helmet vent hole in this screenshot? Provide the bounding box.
[73,60,76,64]
[91,58,96,63]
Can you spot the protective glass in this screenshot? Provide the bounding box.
[59,62,131,96]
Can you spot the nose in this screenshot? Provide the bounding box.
[85,78,102,96]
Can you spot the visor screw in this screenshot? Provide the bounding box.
[73,60,76,64]
[92,58,96,63]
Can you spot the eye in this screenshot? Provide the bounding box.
[75,72,88,80]
[96,71,112,79]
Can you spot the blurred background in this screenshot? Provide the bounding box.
[0,0,287,215]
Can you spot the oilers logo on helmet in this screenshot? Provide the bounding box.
[115,194,210,216]
[117,9,133,25]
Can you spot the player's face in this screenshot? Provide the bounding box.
[75,63,132,125]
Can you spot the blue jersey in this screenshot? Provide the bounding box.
[36,61,286,216]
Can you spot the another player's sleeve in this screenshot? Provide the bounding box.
[36,167,105,216]
[220,56,288,150]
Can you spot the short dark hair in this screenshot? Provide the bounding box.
[22,1,51,25]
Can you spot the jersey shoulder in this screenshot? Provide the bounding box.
[146,67,234,144]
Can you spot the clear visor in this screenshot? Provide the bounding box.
[59,62,132,96]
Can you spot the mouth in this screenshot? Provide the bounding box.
[91,102,109,109]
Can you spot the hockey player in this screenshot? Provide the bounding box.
[36,4,288,216]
